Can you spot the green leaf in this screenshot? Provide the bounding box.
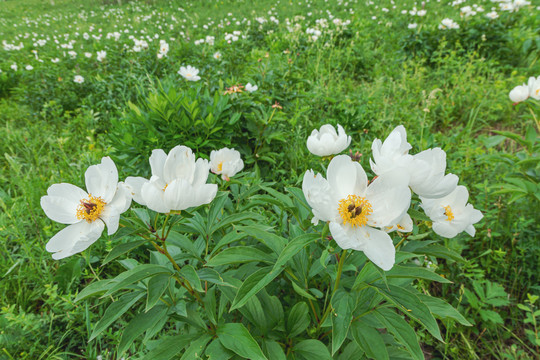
[264,340,286,360]
[287,302,310,337]
[211,230,248,255]
[351,320,389,360]
[374,308,424,360]
[206,246,273,267]
[291,281,316,301]
[146,274,172,311]
[260,185,294,208]
[414,243,465,262]
[89,291,144,341]
[237,224,286,255]
[373,284,443,341]
[206,339,234,360]
[178,265,203,292]
[408,208,431,222]
[167,231,202,260]
[103,264,173,297]
[332,293,354,355]
[75,279,113,302]
[103,239,148,265]
[293,339,332,360]
[230,233,318,311]
[418,294,472,326]
[217,323,268,360]
[142,333,198,360]
[204,286,217,325]
[118,304,168,355]
[386,265,452,283]
[211,212,264,233]
[180,333,212,360]
[197,268,237,288]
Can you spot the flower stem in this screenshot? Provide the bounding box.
[316,249,347,332]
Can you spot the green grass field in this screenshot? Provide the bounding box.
[0,0,539,359]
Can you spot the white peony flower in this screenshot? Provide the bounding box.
[509,84,530,103]
[10,64,17,71]
[125,145,217,213]
[421,186,483,238]
[96,50,106,62]
[306,124,351,157]
[213,51,222,60]
[41,157,132,259]
[210,147,244,181]
[73,75,84,83]
[302,155,411,270]
[25,65,33,71]
[370,126,458,199]
[178,65,201,81]
[245,83,258,92]
[527,76,540,100]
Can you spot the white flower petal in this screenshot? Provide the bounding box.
[100,206,121,235]
[141,180,170,213]
[163,145,195,183]
[41,195,80,224]
[47,183,87,203]
[46,220,104,259]
[366,171,411,227]
[149,149,167,179]
[327,155,366,199]
[124,176,148,205]
[302,170,338,222]
[85,157,118,203]
[362,227,396,271]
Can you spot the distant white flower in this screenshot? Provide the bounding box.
[417,10,427,16]
[486,11,499,19]
[67,50,77,58]
[439,18,460,29]
[125,146,217,213]
[307,124,351,157]
[41,157,132,259]
[408,23,418,29]
[302,155,411,270]
[10,64,17,71]
[25,65,33,71]
[51,58,60,63]
[210,147,244,181]
[213,51,222,60]
[178,65,201,81]
[421,186,483,238]
[245,83,258,92]
[96,50,106,62]
[84,52,92,58]
[73,75,84,83]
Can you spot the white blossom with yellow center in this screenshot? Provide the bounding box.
[302,155,411,271]
[41,157,132,260]
[420,186,483,238]
[210,147,244,181]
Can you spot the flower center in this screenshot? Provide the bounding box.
[217,162,223,172]
[76,194,106,222]
[443,205,454,221]
[338,195,373,227]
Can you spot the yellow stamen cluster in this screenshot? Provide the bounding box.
[443,205,454,221]
[217,162,223,172]
[76,194,106,223]
[338,195,373,227]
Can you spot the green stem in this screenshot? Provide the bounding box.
[161,213,170,240]
[316,249,348,332]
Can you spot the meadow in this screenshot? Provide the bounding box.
[0,0,539,359]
